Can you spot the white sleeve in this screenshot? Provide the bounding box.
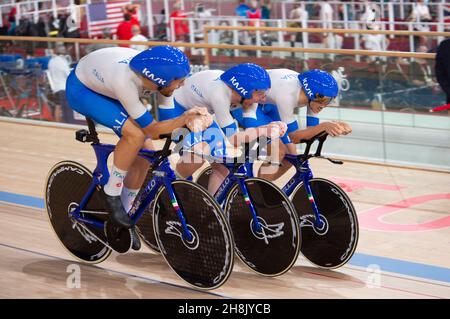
[274,94,298,125]
[111,80,147,120]
[209,95,235,129]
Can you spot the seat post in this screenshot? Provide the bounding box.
[86,118,100,144]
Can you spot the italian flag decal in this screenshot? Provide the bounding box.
[308,194,315,204]
[171,198,180,210]
[244,194,251,205]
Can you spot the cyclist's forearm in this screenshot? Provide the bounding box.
[143,115,186,139]
[288,125,325,144]
[229,127,264,146]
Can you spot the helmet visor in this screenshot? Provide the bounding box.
[309,94,334,108]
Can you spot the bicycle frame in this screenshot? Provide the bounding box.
[69,141,194,241]
[281,155,324,228]
[279,131,338,228]
[211,155,263,233]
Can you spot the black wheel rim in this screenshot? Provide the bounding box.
[45,161,110,263]
[291,178,359,268]
[225,178,300,276]
[154,180,233,289]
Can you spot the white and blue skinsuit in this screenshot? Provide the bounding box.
[231,68,320,145]
[66,47,154,136]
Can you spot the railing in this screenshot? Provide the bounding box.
[169,16,450,56]
[278,0,449,23]
[201,25,448,64]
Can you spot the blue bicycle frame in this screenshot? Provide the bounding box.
[279,132,338,228]
[70,130,194,241]
[281,155,324,228]
[203,146,263,233]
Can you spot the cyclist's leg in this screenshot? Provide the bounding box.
[158,98,207,177]
[177,120,227,179]
[198,121,230,194]
[241,104,293,181]
[121,138,155,212]
[208,162,230,196]
[66,70,144,227]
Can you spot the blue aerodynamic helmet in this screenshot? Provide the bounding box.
[220,63,271,99]
[298,69,338,101]
[129,45,190,88]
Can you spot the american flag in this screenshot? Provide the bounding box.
[87,1,130,37]
[445,4,450,24]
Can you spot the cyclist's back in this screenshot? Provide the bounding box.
[74,47,150,120]
[161,69,236,130]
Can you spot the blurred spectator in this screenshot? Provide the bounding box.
[435,39,450,103]
[237,21,252,45]
[408,0,432,51]
[408,0,432,32]
[317,1,334,29]
[85,28,116,53]
[130,25,148,51]
[407,45,439,109]
[195,3,213,19]
[0,16,8,36]
[235,0,250,17]
[35,14,50,37]
[362,25,389,60]
[289,3,308,25]
[57,10,80,38]
[7,4,17,35]
[123,3,140,22]
[153,9,167,40]
[170,2,190,41]
[116,13,139,46]
[409,45,434,85]
[47,43,71,123]
[360,1,381,30]
[246,0,262,27]
[323,32,343,51]
[289,4,308,43]
[261,1,271,20]
[408,0,432,27]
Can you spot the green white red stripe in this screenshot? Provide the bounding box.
[244,194,251,205]
[308,194,315,204]
[171,198,180,210]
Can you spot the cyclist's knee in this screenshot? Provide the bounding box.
[121,120,145,146]
[278,143,288,159]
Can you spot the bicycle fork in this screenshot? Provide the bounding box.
[235,161,263,233]
[300,161,325,229]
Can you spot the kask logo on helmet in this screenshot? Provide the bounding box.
[230,76,248,97]
[302,78,314,99]
[142,67,166,86]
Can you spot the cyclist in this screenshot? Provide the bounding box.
[157,63,287,194]
[65,45,212,235]
[231,68,352,181]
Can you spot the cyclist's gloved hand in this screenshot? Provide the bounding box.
[335,121,352,135]
[320,121,345,137]
[185,113,213,133]
[186,106,210,117]
[271,121,288,137]
[264,122,281,139]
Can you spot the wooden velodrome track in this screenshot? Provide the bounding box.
[0,119,449,299]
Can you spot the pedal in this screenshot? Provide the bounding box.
[104,220,132,254]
